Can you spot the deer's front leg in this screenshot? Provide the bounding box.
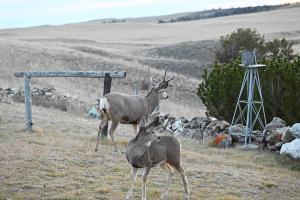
[132,123,138,135]
[126,166,138,200]
[142,167,150,200]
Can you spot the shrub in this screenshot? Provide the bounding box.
[197,56,300,125]
[198,28,299,125]
[265,38,294,59]
[215,28,265,63]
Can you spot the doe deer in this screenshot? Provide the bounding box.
[126,114,190,200]
[95,66,174,152]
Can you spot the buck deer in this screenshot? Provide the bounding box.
[95,66,174,152]
[126,114,190,200]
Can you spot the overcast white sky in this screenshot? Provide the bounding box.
[0,0,298,29]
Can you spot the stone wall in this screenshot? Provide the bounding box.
[0,87,88,114]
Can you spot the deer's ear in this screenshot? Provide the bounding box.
[147,116,160,129]
[158,82,168,89]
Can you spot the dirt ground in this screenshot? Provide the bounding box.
[0,102,299,200]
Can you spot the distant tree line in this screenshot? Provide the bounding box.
[158,4,287,23]
[102,19,126,23]
[197,28,300,125]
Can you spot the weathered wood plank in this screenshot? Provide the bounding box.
[14,71,126,78]
[24,77,33,132]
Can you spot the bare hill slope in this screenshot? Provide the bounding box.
[1,6,300,117]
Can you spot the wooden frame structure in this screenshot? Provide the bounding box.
[14,71,126,137]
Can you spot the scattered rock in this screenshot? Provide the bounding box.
[275,142,284,148]
[266,130,282,145]
[0,87,88,114]
[209,120,230,132]
[280,139,300,159]
[88,107,100,119]
[156,114,213,140]
[211,133,231,148]
[282,129,295,143]
[178,116,189,123]
[267,144,278,150]
[229,124,246,143]
[290,123,300,138]
[264,117,286,130]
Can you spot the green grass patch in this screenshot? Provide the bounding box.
[262,181,278,188]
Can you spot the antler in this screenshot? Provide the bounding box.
[165,76,175,82]
[150,74,159,86]
[146,111,160,127]
[162,65,168,81]
[158,65,175,89]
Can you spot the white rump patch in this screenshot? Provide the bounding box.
[99,97,110,112]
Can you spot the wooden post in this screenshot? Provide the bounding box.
[101,73,112,138]
[134,82,138,95]
[24,76,33,132]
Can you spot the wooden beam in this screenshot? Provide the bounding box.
[14,71,126,78]
[24,76,33,132]
[14,70,126,132]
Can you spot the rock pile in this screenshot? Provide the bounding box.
[0,87,87,114]
[155,114,229,142]
[262,117,294,150]
[229,124,263,144]
[228,117,297,150]
[226,117,300,158]
[157,113,299,158]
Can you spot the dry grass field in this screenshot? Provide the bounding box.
[1,101,299,200]
[1,6,300,200]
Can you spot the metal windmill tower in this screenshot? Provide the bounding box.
[230,50,267,145]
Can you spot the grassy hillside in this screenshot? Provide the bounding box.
[0,101,299,199]
[0,6,300,118]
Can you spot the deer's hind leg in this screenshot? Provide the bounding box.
[109,118,120,152]
[160,162,175,200]
[176,166,190,200]
[95,116,109,152]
